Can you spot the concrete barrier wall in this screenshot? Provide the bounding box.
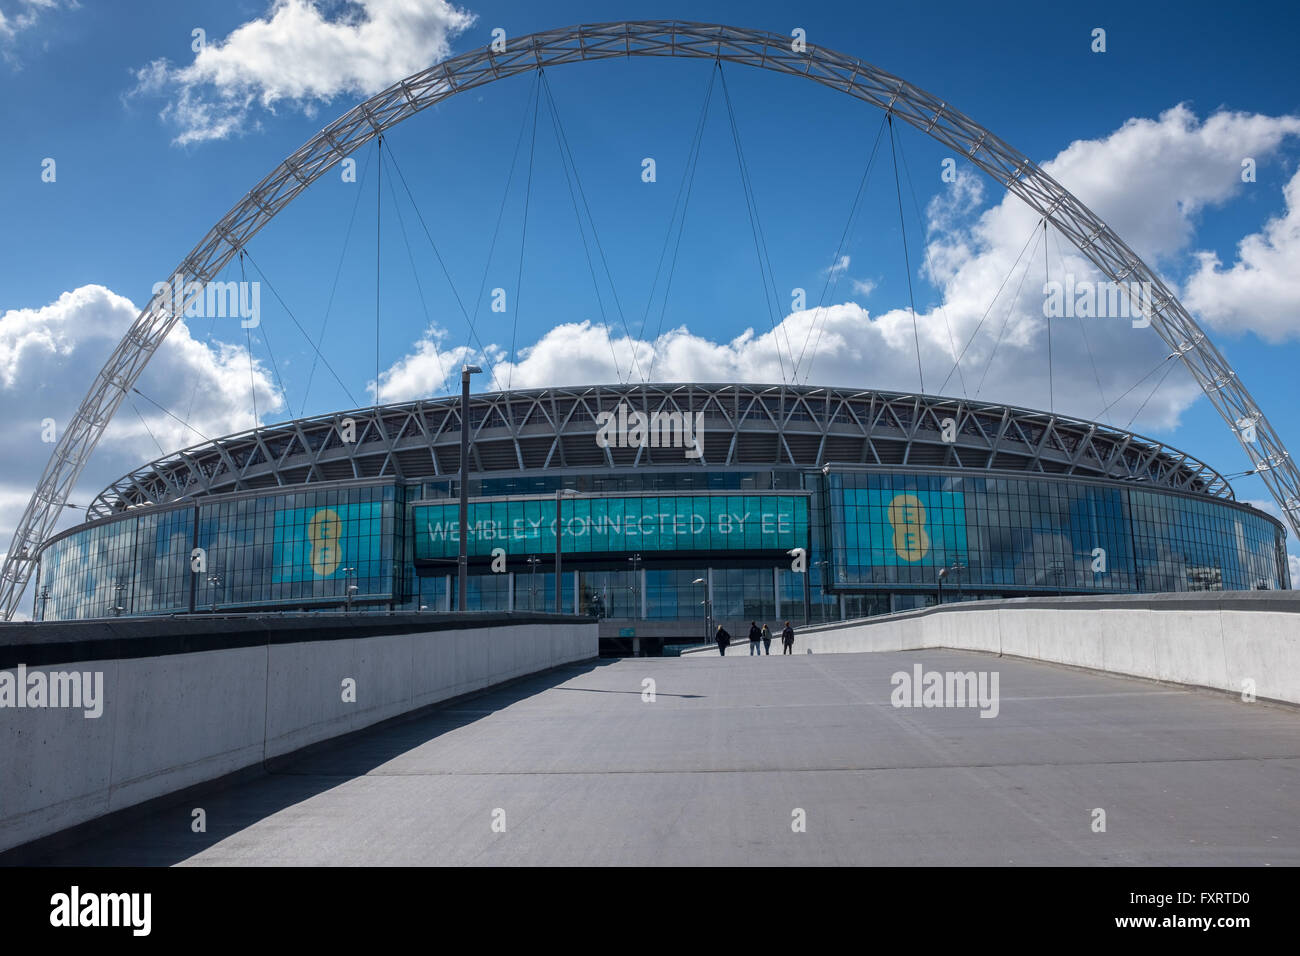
[1,618,596,853]
[684,593,1300,704]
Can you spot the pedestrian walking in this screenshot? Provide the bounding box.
[748,621,762,656]
[715,624,731,656]
[761,623,772,655]
[781,621,795,654]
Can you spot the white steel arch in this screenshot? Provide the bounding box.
[3,20,1296,618]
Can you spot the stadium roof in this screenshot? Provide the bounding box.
[86,383,1233,519]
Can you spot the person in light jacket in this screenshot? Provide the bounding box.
[761,623,772,655]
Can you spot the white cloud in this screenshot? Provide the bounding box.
[1183,167,1300,342]
[132,0,476,145]
[850,278,876,297]
[1034,105,1300,266]
[1290,554,1299,590]
[0,0,75,62]
[0,284,282,609]
[373,105,1300,443]
[826,255,850,277]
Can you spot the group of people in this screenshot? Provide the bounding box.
[714,620,796,655]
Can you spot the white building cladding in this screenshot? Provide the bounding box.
[34,384,1289,624]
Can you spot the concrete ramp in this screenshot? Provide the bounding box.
[686,592,1300,705]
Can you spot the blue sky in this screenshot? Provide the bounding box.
[1,0,1299,591]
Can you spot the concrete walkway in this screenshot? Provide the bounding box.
[25,650,1300,865]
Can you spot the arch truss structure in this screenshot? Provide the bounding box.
[3,20,1296,618]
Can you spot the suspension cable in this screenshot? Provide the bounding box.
[1094,352,1176,422]
[237,248,290,422]
[894,129,967,397]
[1051,226,1113,425]
[718,63,791,383]
[540,70,642,384]
[793,111,889,384]
[131,387,216,445]
[241,248,360,408]
[241,252,259,425]
[939,216,1043,395]
[385,143,493,393]
[384,149,449,393]
[888,113,925,394]
[127,397,169,460]
[642,61,722,382]
[642,63,718,381]
[375,135,383,406]
[465,70,543,392]
[1125,356,1180,430]
[505,74,542,392]
[974,224,1045,398]
[1044,219,1054,413]
[301,143,374,415]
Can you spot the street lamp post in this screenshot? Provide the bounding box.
[692,577,709,643]
[554,488,578,613]
[937,567,948,607]
[813,559,829,623]
[207,572,221,614]
[341,566,356,614]
[458,364,482,613]
[38,585,49,621]
[526,555,540,610]
[627,552,641,619]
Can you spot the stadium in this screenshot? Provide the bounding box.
[4,24,1298,649]
[31,383,1290,652]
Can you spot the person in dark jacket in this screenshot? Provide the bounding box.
[781,621,795,654]
[715,624,731,656]
[761,624,772,654]
[748,621,762,656]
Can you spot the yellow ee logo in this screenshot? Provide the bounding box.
[307,508,343,576]
[887,494,930,562]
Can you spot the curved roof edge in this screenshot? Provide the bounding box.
[87,383,1234,518]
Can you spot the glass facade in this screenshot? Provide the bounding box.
[37,484,399,620]
[826,472,1285,594]
[34,468,1290,623]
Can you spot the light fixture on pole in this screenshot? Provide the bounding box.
[627,552,642,619]
[341,567,356,614]
[526,555,541,610]
[554,488,579,613]
[207,572,222,614]
[458,364,482,613]
[692,577,710,643]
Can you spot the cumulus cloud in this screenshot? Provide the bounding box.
[0,285,282,604]
[1290,554,1299,590]
[1183,167,1300,342]
[131,0,476,145]
[374,105,1299,438]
